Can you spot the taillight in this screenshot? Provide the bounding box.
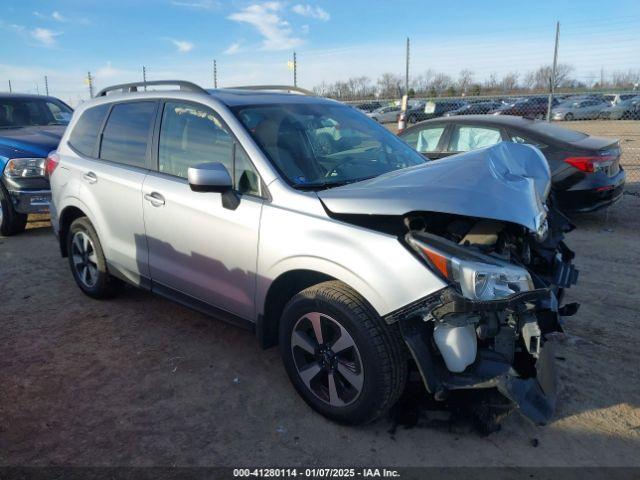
[564,155,615,173]
[45,151,60,178]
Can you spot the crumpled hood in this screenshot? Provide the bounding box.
[318,142,551,233]
[0,125,65,159]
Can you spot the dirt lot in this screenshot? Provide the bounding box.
[1,120,640,468]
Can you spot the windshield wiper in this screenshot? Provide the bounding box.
[292,175,379,191]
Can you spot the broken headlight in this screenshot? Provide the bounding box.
[407,233,534,301]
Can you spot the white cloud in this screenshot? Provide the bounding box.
[31,28,59,46]
[291,4,329,21]
[170,0,220,10]
[301,24,309,34]
[228,2,303,51]
[224,42,242,55]
[170,39,194,53]
[33,10,67,22]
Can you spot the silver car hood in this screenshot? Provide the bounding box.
[318,142,551,233]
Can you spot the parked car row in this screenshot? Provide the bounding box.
[356,93,640,124]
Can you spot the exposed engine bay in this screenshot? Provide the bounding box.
[383,204,579,426]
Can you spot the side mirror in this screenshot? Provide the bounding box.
[188,162,233,193]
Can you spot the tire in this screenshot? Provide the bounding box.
[0,183,27,236]
[279,280,407,425]
[534,112,545,120]
[408,114,416,124]
[564,113,574,121]
[66,217,121,299]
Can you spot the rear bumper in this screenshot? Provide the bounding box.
[557,169,626,213]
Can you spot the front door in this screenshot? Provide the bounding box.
[142,100,264,320]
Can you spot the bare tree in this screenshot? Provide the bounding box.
[377,73,403,98]
[499,72,520,92]
[484,72,499,91]
[524,64,574,90]
[457,69,474,93]
[430,73,453,94]
[610,69,640,89]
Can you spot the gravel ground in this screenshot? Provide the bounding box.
[1,194,639,468]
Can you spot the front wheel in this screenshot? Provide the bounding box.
[279,281,407,424]
[67,217,121,298]
[564,113,574,121]
[0,184,27,236]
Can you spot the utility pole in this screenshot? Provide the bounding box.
[87,71,94,98]
[213,59,218,88]
[405,37,410,96]
[546,21,560,121]
[142,66,147,91]
[44,75,49,96]
[8,80,12,93]
[600,67,604,88]
[293,52,297,87]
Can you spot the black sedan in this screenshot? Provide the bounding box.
[444,100,504,116]
[398,115,625,213]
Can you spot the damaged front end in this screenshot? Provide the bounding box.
[386,209,579,425]
[319,142,580,425]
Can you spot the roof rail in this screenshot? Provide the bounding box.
[225,85,314,96]
[95,80,208,97]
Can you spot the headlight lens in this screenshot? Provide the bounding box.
[450,258,534,300]
[4,158,46,178]
[407,234,534,301]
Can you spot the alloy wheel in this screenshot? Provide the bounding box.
[291,312,364,407]
[71,231,99,288]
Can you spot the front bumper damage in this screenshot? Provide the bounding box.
[386,266,578,425]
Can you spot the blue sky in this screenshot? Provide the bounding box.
[1,0,639,104]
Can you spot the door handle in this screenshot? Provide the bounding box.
[82,172,97,184]
[144,192,165,207]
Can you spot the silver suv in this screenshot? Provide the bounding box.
[50,81,578,426]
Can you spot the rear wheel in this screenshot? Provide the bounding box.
[67,217,121,298]
[279,281,407,424]
[0,184,27,236]
[534,112,545,120]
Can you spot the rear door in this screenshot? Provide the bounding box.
[142,100,264,320]
[73,100,157,285]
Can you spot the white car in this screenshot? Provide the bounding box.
[367,105,401,123]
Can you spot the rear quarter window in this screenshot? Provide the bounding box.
[68,104,110,157]
[100,101,157,168]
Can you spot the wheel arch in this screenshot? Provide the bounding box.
[256,267,383,349]
[57,198,96,257]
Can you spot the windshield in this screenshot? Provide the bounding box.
[0,97,73,128]
[232,102,426,189]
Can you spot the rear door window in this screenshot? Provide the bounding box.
[448,125,502,152]
[68,104,110,157]
[402,126,445,153]
[100,101,157,168]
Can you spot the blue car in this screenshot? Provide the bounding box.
[0,93,72,235]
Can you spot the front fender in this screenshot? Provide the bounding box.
[256,202,446,317]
